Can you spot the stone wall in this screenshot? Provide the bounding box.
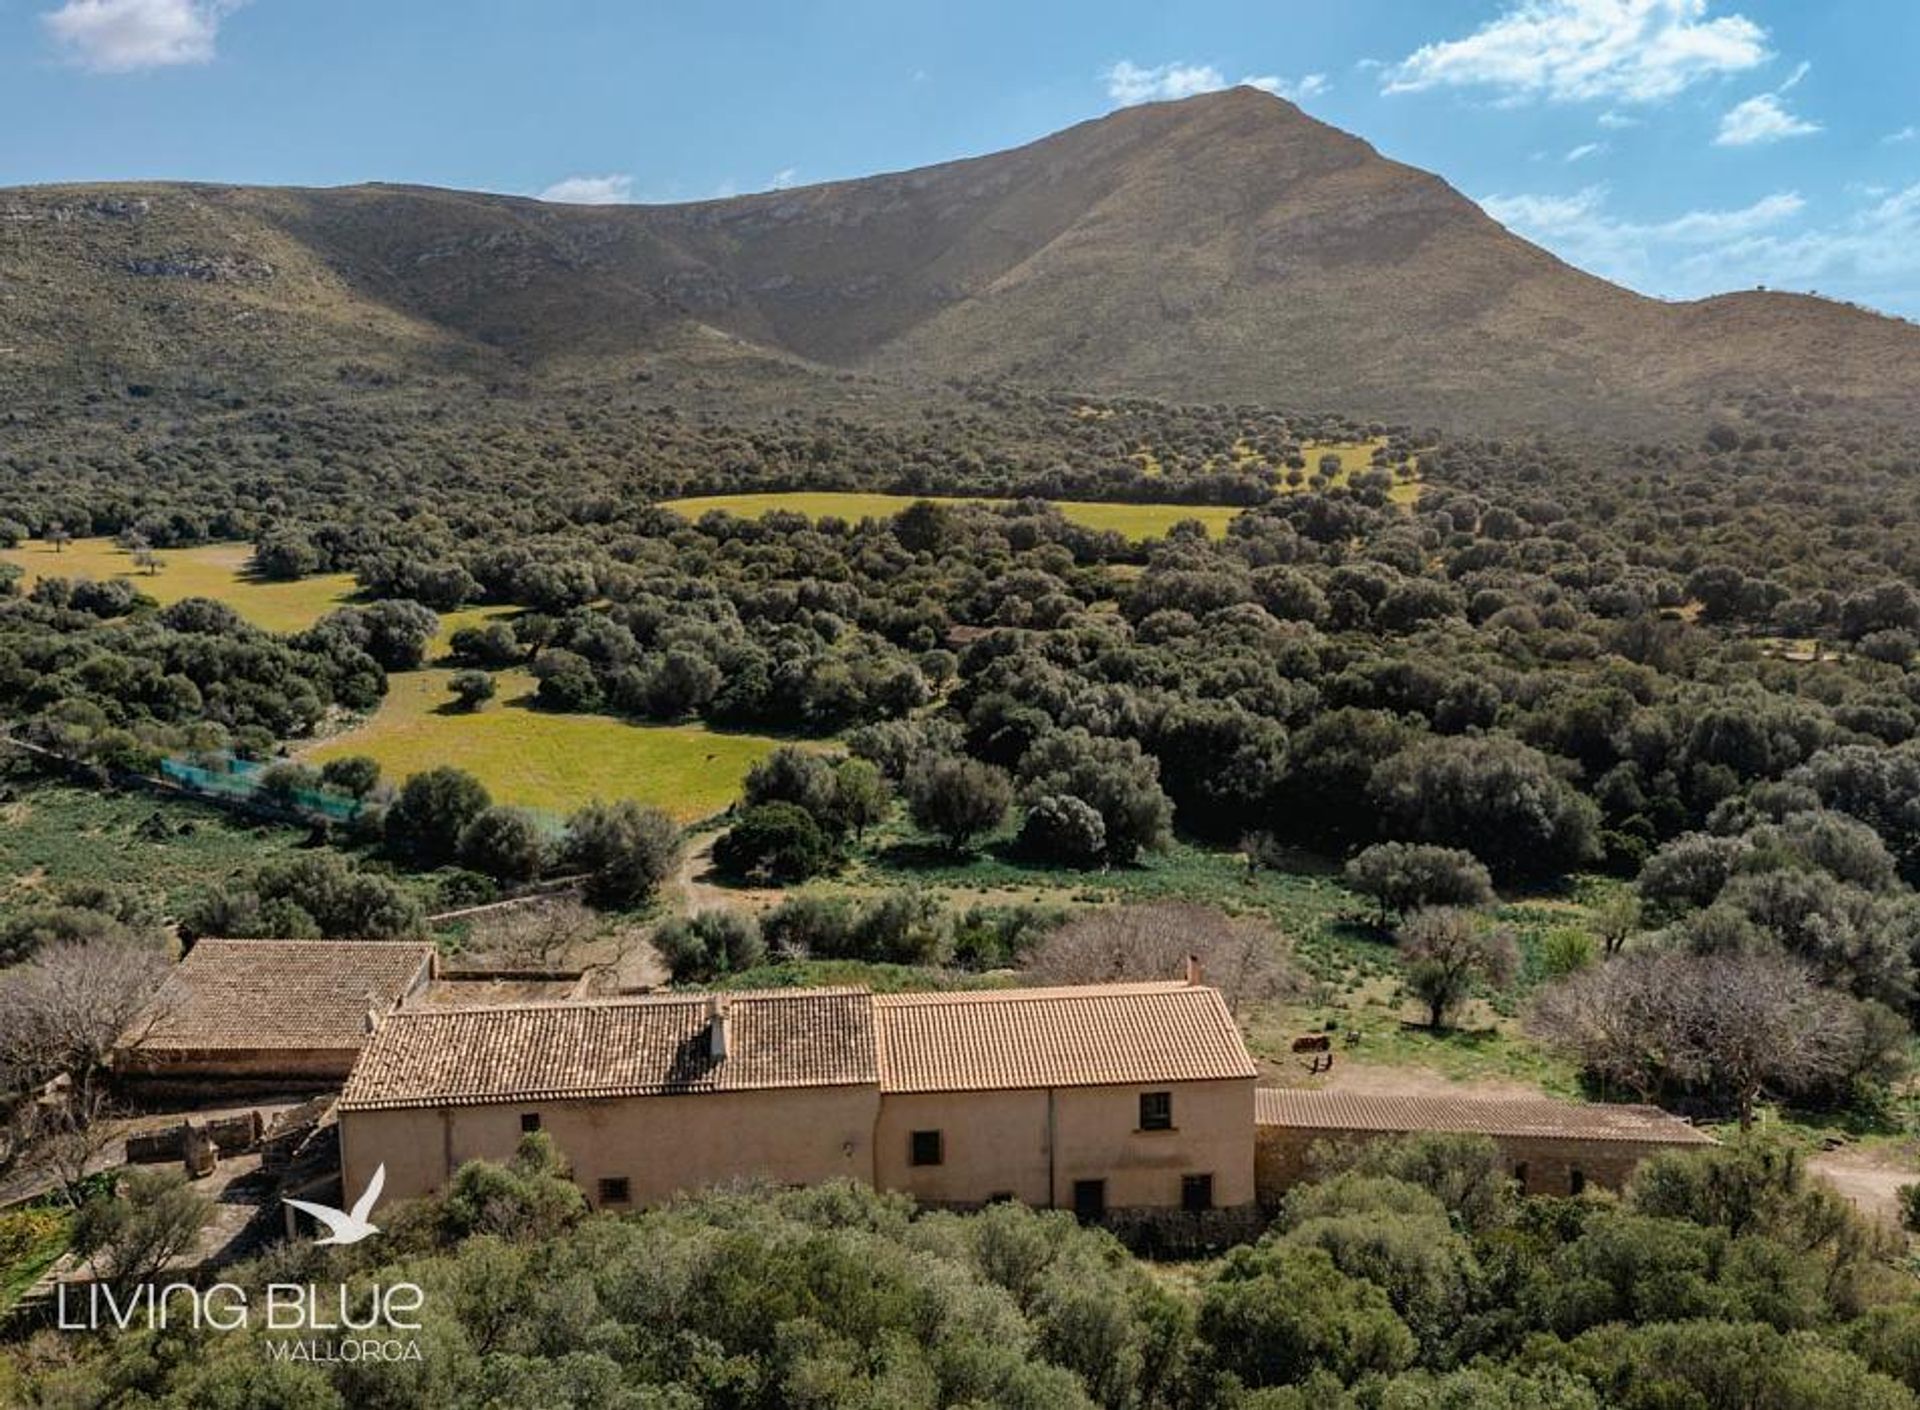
[1256,1122,1675,1206]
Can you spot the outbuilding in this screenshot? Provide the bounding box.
[1254,1088,1715,1203]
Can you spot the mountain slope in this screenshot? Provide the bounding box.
[2,87,1913,432]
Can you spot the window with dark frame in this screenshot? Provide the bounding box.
[909,1130,944,1167]
[1569,1168,1586,1196]
[1513,1161,1529,1190]
[597,1176,631,1206]
[1139,1091,1173,1131]
[519,1112,542,1133]
[1181,1173,1214,1212]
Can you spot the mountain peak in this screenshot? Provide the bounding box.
[2,98,1915,433]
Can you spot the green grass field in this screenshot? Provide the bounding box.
[0,538,358,634]
[303,663,782,821]
[659,492,1244,540]
[0,772,340,918]
[0,1206,71,1317]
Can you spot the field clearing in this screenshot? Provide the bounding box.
[0,538,358,633]
[0,773,356,918]
[1292,438,1423,507]
[303,665,781,821]
[659,492,1243,540]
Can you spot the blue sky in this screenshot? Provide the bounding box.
[5,0,1918,317]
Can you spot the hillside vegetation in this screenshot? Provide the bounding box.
[5,89,1917,435]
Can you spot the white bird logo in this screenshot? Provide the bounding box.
[283,1163,386,1245]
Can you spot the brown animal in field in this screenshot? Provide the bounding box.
[1291,1032,1334,1074]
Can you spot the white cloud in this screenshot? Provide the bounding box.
[1714,91,1820,146]
[1565,141,1606,162]
[1487,180,1920,313]
[1105,60,1231,104]
[42,0,244,73]
[1597,109,1642,128]
[535,174,633,205]
[1882,125,1917,145]
[1682,184,1920,296]
[770,168,800,191]
[1105,60,1324,107]
[1386,0,1769,104]
[1483,184,1802,246]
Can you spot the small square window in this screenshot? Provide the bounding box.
[910,1130,944,1167]
[1182,1173,1214,1212]
[598,1177,632,1206]
[1139,1092,1173,1131]
[985,1191,1015,1205]
[519,1112,542,1133]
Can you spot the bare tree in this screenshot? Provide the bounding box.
[464,896,600,970]
[1530,948,1860,1129]
[15,1087,121,1204]
[0,937,171,1105]
[1023,902,1295,1010]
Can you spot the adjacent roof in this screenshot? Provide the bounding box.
[874,981,1258,1094]
[123,939,435,1054]
[339,988,877,1111]
[1254,1089,1715,1146]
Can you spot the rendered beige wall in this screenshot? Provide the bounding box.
[877,1079,1255,1210]
[344,1084,881,1209]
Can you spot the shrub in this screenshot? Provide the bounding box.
[457,806,549,885]
[564,800,681,907]
[1344,842,1494,926]
[907,756,1011,854]
[1018,794,1108,868]
[386,765,492,867]
[713,802,835,883]
[653,910,766,981]
[448,669,497,710]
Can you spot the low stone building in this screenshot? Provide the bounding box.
[1254,1089,1715,1203]
[115,939,437,1093]
[338,979,1258,1218]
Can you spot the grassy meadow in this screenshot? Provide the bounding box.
[0,538,358,634]
[1290,438,1423,506]
[304,662,781,822]
[659,492,1245,540]
[0,772,341,916]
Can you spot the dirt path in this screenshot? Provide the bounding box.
[1808,1144,1919,1227]
[673,833,785,917]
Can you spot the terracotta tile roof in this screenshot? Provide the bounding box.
[123,939,435,1053]
[874,981,1258,1093]
[1254,1089,1715,1145]
[339,988,877,1111]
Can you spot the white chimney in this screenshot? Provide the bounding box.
[1184,954,1203,987]
[708,995,731,1060]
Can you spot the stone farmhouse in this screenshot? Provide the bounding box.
[114,938,437,1093]
[339,979,1259,1218]
[107,938,1715,1227]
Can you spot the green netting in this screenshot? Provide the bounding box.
[160,754,363,821]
